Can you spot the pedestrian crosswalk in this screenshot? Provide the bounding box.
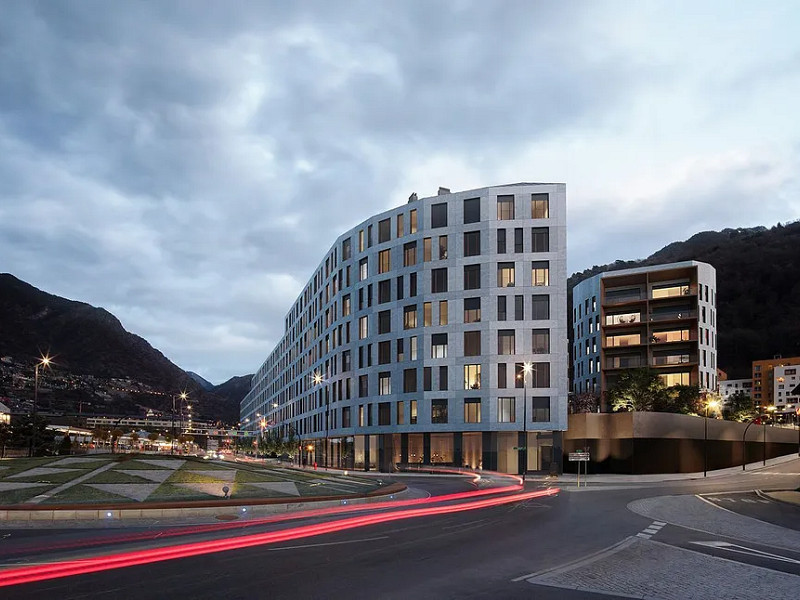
[637,520,666,539]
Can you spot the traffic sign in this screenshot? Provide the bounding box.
[568,452,590,462]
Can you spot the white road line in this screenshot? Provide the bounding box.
[511,536,636,582]
[690,541,800,565]
[643,529,660,535]
[653,521,666,526]
[636,533,652,539]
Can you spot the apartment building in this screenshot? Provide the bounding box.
[571,261,718,408]
[773,364,800,409]
[718,378,753,403]
[752,356,800,406]
[241,183,568,474]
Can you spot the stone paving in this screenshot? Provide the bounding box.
[526,537,800,600]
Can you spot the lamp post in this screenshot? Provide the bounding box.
[29,355,51,457]
[764,405,777,466]
[171,391,187,455]
[313,372,329,469]
[516,362,533,484]
[703,398,720,477]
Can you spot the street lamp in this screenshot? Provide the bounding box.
[703,398,720,477]
[312,371,329,469]
[171,391,187,455]
[516,362,533,484]
[30,354,51,457]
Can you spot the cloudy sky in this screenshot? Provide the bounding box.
[2,1,799,384]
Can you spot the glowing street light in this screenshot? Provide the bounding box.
[30,354,52,457]
[704,397,720,477]
[171,391,188,455]
[516,362,534,483]
[312,371,329,469]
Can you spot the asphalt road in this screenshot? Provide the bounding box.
[1,463,799,599]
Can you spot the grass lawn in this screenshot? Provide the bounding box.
[3,469,88,485]
[43,485,135,505]
[0,486,54,505]
[0,457,64,477]
[84,470,154,484]
[147,483,218,501]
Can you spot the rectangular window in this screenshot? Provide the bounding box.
[378,249,391,273]
[342,406,351,428]
[498,295,507,321]
[404,368,417,393]
[397,400,405,425]
[431,202,448,228]
[396,213,404,238]
[464,398,481,423]
[397,338,405,361]
[423,302,432,327]
[424,367,432,391]
[497,362,507,389]
[378,310,391,334]
[498,262,515,287]
[358,405,365,426]
[532,294,550,319]
[532,328,550,354]
[497,229,506,253]
[531,228,549,252]
[410,336,418,360]
[464,264,481,290]
[531,261,550,286]
[464,231,481,256]
[342,238,352,260]
[378,218,391,244]
[532,397,550,422]
[439,235,448,260]
[431,268,448,293]
[431,399,448,424]
[497,195,514,220]
[423,237,432,262]
[439,365,448,391]
[359,258,368,281]
[379,372,391,395]
[404,242,417,266]
[378,402,391,426]
[514,295,523,320]
[410,399,418,424]
[397,275,404,300]
[359,229,365,252]
[409,209,418,233]
[498,397,515,423]
[410,272,417,296]
[378,279,391,303]
[464,297,481,323]
[378,340,391,364]
[464,364,482,390]
[343,294,351,316]
[464,331,481,356]
[439,300,448,325]
[431,333,448,358]
[359,375,368,398]
[403,305,418,329]
[498,329,515,355]
[514,228,523,253]
[531,193,549,219]
[464,197,480,223]
[359,316,368,339]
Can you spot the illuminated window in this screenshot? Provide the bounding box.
[378,249,391,273]
[423,237,432,262]
[410,209,418,233]
[410,336,418,360]
[379,372,391,395]
[359,258,368,281]
[431,399,448,423]
[464,399,481,423]
[410,399,418,424]
[423,302,432,327]
[343,294,351,316]
[464,297,481,323]
[358,229,365,252]
[396,213,404,238]
[464,364,482,390]
[498,262,515,287]
[497,195,514,220]
[439,300,448,325]
[403,305,418,329]
[359,316,368,339]
[531,193,549,219]
[396,400,405,425]
[431,333,448,358]
[531,261,549,286]
[404,242,417,266]
[498,397,515,423]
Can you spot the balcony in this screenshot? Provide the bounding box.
[651,354,697,367]
[648,331,697,344]
[603,293,645,307]
[650,285,696,300]
[606,356,644,369]
[603,334,643,349]
[648,310,697,323]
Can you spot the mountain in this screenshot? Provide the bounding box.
[569,222,800,379]
[187,371,215,391]
[212,375,254,424]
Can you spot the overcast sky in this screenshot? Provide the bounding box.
[2,1,799,384]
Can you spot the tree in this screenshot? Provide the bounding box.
[13,415,53,456]
[58,433,72,455]
[110,428,124,453]
[724,391,756,422]
[569,393,599,414]
[655,385,702,415]
[608,369,668,412]
[129,432,140,449]
[0,423,12,458]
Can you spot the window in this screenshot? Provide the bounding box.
[498,397,515,423]
[378,249,391,273]
[359,258,368,281]
[423,302,432,327]
[410,336,418,360]
[431,333,448,358]
[431,399,448,423]
[464,197,480,223]
[410,272,417,296]
[359,375,368,398]
[515,295,523,320]
[358,405,365,426]
[378,218,391,243]
[464,398,481,423]
[358,229,365,252]
[342,238,352,260]
[498,330,515,355]
[404,242,417,266]
[514,228,523,252]
[464,297,481,323]
[403,305,418,329]
[531,261,550,286]
[438,365,448,390]
[531,193,549,219]
[518,362,550,387]
[343,294,351,316]
[342,350,352,371]
[497,195,514,220]
[378,402,391,426]
[464,364,481,390]
[497,362,507,389]
[464,264,481,290]
[439,300,448,325]
[410,399,418,424]
[342,406,351,428]
[379,372,391,395]
[359,316,368,339]
[431,268,448,293]
[532,329,550,354]
[378,340,391,364]
[424,367,432,391]
[532,397,550,422]
[532,295,550,319]
[378,279,391,303]
[498,262,515,287]
[497,229,506,253]
[396,213,404,238]
[464,231,481,256]
[431,203,448,228]
[378,310,391,334]
[397,338,405,361]
[404,369,417,393]
[464,331,481,356]
[423,237,432,262]
[531,228,549,252]
[397,275,404,300]
[439,235,448,259]
[498,295,507,321]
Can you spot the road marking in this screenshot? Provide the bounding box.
[643,528,659,534]
[636,533,651,539]
[441,518,487,530]
[266,536,390,552]
[511,536,637,582]
[653,521,666,526]
[690,541,800,565]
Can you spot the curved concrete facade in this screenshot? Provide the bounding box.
[242,183,568,473]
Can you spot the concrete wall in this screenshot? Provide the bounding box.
[565,412,799,474]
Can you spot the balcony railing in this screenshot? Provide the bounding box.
[606,356,643,369]
[649,310,697,322]
[648,332,697,344]
[603,293,644,306]
[652,354,695,366]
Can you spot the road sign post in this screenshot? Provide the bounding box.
[568,451,590,487]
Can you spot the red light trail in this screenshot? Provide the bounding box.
[0,487,558,588]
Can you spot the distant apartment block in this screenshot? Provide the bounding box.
[718,378,752,403]
[241,183,568,474]
[752,356,800,406]
[773,364,800,409]
[571,261,718,408]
